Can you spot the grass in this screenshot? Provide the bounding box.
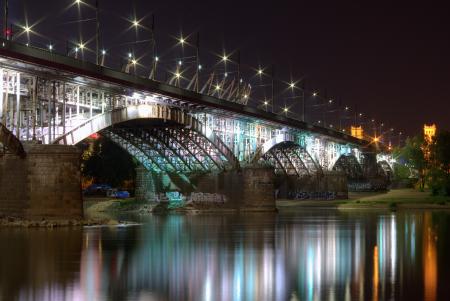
[277,189,450,210]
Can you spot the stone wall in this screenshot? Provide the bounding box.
[192,166,276,211]
[276,171,348,200]
[0,143,82,218]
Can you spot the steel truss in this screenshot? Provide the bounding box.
[332,155,364,179]
[0,122,25,157]
[262,142,321,177]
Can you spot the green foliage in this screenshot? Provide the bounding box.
[400,135,427,189]
[80,137,138,187]
[427,167,446,195]
[393,163,410,180]
[430,130,450,195]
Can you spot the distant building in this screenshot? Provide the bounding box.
[424,124,437,143]
[351,126,364,139]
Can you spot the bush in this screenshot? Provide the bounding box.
[389,202,397,211]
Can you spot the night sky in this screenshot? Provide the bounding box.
[7,0,450,137]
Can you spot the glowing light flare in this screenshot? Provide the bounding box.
[175,72,181,78]
[263,101,268,105]
[154,56,159,61]
[132,20,139,27]
[215,84,221,91]
[221,54,229,62]
[101,49,106,55]
[289,82,295,89]
[313,92,318,97]
[131,59,138,65]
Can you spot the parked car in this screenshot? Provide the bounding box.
[106,188,130,199]
[84,184,112,196]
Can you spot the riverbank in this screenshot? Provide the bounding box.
[0,216,124,228]
[277,189,450,210]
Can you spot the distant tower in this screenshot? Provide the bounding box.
[424,124,437,143]
[351,126,364,140]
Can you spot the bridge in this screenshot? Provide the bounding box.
[0,38,393,217]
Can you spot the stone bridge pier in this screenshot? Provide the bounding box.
[0,143,82,218]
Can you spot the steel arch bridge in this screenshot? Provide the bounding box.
[0,39,393,186]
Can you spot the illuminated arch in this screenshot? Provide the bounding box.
[251,133,322,176]
[332,154,364,179]
[54,104,239,170]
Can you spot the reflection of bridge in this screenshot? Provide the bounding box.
[0,39,393,216]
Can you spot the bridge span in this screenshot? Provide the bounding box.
[0,39,393,217]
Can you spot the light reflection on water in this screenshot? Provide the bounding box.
[0,210,449,301]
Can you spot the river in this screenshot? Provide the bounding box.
[0,209,449,301]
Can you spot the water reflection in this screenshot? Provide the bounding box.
[0,211,449,301]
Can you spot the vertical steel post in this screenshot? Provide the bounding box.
[76,85,80,116]
[271,65,275,114]
[89,90,93,118]
[47,83,51,143]
[3,0,8,39]
[95,0,100,65]
[62,83,66,134]
[15,72,20,138]
[195,32,200,93]
[236,51,240,101]
[52,81,56,141]
[32,77,37,140]
[3,71,8,126]
[101,91,105,113]
[0,68,3,122]
[301,81,306,122]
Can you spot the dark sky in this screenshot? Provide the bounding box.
[8,0,450,137]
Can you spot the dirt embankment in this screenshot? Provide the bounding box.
[277,189,450,210]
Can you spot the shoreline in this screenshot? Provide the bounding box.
[277,189,450,210]
[1,189,449,227]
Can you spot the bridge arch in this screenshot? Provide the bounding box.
[0,123,26,158]
[54,104,240,171]
[251,133,322,176]
[331,154,364,179]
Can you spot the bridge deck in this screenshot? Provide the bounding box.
[0,39,374,150]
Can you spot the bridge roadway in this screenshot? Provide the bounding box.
[0,39,393,217]
[0,39,369,146]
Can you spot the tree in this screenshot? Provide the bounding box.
[81,137,138,187]
[401,135,427,190]
[431,130,450,195]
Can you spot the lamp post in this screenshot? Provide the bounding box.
[3,0,8,39]
[95,0,99,65]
